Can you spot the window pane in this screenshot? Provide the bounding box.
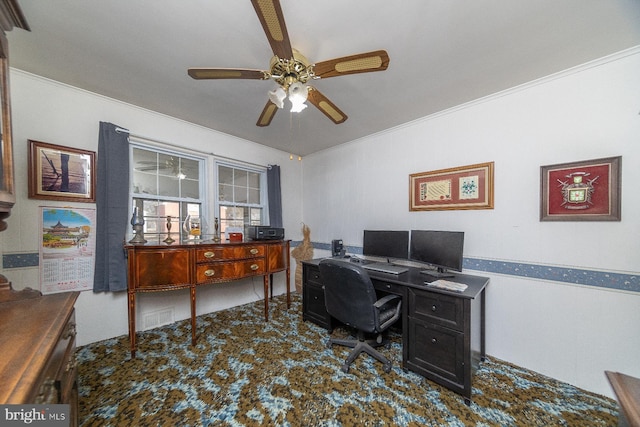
[157,153,176,178]
[219,166,233,185]
[182,178,199,199]
[248,188,260,204]
[248,172,260,189]
[250,208,262,225]
[234,169,248,186]
[158,175,179,197]
[234,185,247,203]
[181,158,199,181]
[219,183,232,202]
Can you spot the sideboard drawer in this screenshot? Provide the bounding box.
[407,288,464,332]
[196,245,266,262]
[196,259,266,284]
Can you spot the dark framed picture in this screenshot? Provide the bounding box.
[540,156,621,221]
[28,140,96,203]
[409,162,494,211]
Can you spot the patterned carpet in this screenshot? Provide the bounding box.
[76,293,618,426]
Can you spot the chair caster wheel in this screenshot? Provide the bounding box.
[383,363,392,373]
[341,364,350,373]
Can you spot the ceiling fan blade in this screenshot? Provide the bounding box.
[313,50,390,79]
[256,100,279,127]
[188,68,268,80]
[307,87,348,124]
[251,0,293,60]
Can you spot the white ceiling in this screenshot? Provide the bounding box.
[7,1,640,156]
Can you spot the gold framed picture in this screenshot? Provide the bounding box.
[28,140,96,203]
[409,162,494,211]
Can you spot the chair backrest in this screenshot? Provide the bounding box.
[319,259,379,333]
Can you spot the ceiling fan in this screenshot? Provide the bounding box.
[188,0,390,127]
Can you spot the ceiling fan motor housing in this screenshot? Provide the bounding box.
[269,49,314,88]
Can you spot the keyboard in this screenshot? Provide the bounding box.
[363,263,409,275]
[425,279,468,292]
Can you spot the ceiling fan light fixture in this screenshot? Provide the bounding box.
[268,87,286,109]
[288,82,308,113]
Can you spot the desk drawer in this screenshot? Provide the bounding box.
[406,318,465,387]
[196,245,265,262]
[408,288,464,332]
[373,280,404,296]
[196,259,266,284]
[304,264,322,286]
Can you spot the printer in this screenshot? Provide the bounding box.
[245,226,285,241]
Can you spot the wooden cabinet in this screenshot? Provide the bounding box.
[126,240,290,357]
[0,291,79,426]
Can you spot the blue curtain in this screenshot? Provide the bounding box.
[93,122,130,292]
[267,165,282,227]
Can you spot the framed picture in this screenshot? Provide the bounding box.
[540,156,621,221]
[28,140,96,203]
[409,162,494,211]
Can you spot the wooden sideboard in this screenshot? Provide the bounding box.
[126,239,290,357]
[0,288,79,426]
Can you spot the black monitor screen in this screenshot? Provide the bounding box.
[362,230,409,260]
[409,230,465,273]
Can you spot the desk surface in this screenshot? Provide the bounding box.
[304,258,489,299]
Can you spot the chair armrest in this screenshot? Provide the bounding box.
[374,294,402,331]
[374,294,401,309]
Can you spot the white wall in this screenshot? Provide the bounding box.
[1,70,303,347]
[301,48,640,398]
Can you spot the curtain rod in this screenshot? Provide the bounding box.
[115,126,269,170]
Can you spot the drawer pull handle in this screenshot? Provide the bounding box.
[63,322,77,339]
[204,251,216,258]
[431,305,437,312]
[204,269,215,277]
[250,248,259,255]
[250,264,259,271]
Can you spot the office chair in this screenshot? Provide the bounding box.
[318,259,402,373]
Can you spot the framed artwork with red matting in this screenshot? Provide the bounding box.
[409,162,494,211]
[540,156,621,221]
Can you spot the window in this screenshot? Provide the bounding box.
[216,162,267,238]
[130,144,206,241]
[129,142,268,242]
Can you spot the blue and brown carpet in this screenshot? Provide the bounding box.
[76,293,618,426]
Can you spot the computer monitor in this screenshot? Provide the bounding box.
[362,230,409,261]
[409,230,465,277]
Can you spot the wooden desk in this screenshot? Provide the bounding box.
[126,240,290,357]
[0,289,79,426]
[302,258,489,404]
